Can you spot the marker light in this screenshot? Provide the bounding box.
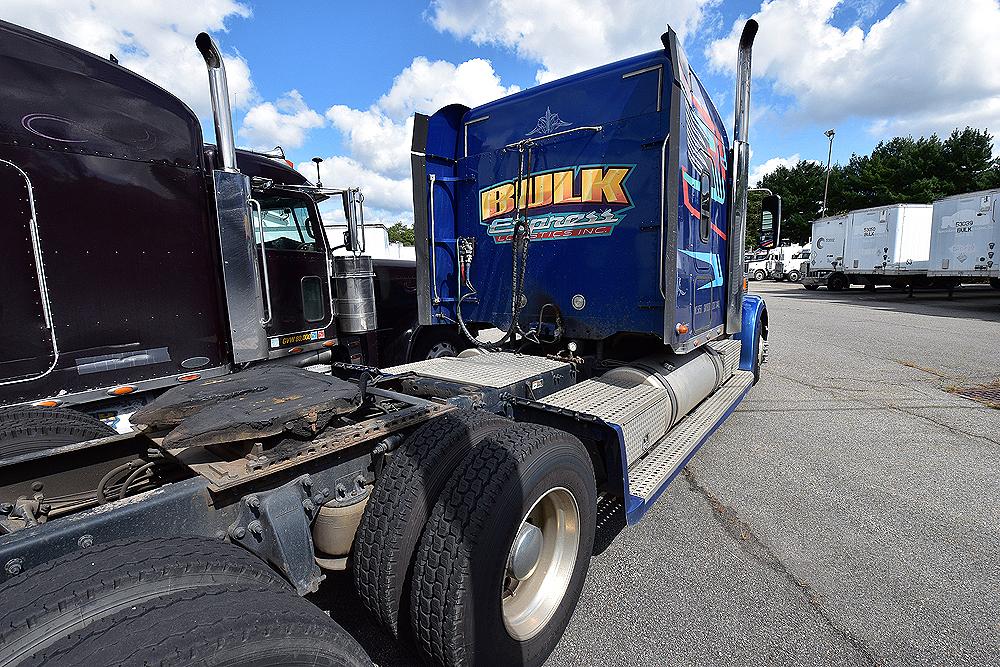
[675,323,690,335]
[289,346,303,353]
[107,385,135,396]
[178,374,201,382]
[33,400,61,407]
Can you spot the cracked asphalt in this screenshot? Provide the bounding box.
[321,281,1000,666]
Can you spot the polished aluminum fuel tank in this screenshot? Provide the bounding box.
[333,255,377,334]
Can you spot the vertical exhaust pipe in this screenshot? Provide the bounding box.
[196,32,238,172]
[725,19,758,334]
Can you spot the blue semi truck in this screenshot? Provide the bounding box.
[0,19,774,667]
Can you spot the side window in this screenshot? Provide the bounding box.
[254,196,321,251]
[301,276,325,322]
[699,170,711,242]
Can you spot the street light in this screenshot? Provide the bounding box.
[821,128,835,215]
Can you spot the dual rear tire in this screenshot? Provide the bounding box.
[354,414,597,666]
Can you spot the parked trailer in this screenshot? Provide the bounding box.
[0,19,770,667]
[842,204,933,289]
[927,188,1000,288]
[803,213,849,290]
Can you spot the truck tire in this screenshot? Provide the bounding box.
[804,284,819,291]
[0,535,290,665]
[752,269,766,281]
[353,409,510,636]
[410,423,596,667]
[0,405,115,458]
[409,327,467,361]
[22,585,371,667]
[787,270,801,282]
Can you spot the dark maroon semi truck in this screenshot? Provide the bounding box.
[0,20,458,435]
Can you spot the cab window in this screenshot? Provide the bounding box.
[254,195,321,252]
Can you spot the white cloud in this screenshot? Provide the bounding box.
[749,153,814,186]
[239,90,325,151]
[3,0,255,120]
[299,156,414,225]
[707,0,1000,136]
[428,0,713,83]
[319,56,518,221]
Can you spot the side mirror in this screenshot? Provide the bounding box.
[758,194,781,249]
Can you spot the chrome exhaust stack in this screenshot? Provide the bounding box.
[196,32,238,172]
[725,19,758,335]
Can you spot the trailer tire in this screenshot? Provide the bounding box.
[23,585,371,667]
[827,273,848,291]
[752,269,766,281]
[353,408,510,636]
[410,423,596,667]
[0,406,115,458]
[0,535,291,665]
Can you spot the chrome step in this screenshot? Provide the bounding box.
[707,338,742,380]
[538,378,670,462]
[628,370,754,502]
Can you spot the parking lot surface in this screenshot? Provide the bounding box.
[321,281,1000,666]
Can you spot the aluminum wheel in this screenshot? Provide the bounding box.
[501,486,580,642]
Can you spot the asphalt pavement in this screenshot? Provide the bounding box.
[321,280,1000,666]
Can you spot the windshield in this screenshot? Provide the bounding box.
[253,194,322,252]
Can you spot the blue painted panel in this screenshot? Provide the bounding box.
[736,293,766,370]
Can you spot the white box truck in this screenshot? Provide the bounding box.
[802,214,848,290]
[927,188,999,288]
[843,204,933,288]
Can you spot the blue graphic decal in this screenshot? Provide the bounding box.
[678,249,723,289]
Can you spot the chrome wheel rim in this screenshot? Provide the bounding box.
[501,487,580,641]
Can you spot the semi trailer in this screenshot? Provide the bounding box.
[802,204,936,291]
[0,18,771,667]
[927,188,999,288]
[802,213,848,289]
[0,19,460,436]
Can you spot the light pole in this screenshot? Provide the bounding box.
[821,128,835,215]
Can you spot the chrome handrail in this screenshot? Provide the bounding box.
[0,159,60,387]
[249,197,273,326]
[658,133,670,300]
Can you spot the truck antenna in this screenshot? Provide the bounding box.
[311,157,323,187]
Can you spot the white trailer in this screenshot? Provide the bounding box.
[927,188,999,287]
[843,204,933,288]
[802,214,849,290]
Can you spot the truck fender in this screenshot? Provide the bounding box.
[736,294,767,372]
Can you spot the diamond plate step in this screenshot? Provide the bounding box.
[538,379,670,462]
[382,352,569,389]
[628,370,754,502]
[707,338,742,379]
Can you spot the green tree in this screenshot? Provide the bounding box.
[387,222,415,246]
[750,126,1000,247]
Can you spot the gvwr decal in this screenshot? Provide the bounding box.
[479,165,634,243]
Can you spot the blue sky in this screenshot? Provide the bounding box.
[222,0,900,169]
[6,0,999,222]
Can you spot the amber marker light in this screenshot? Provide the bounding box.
[289,346,304,353]
[33,399,61,407]
[107,386,135,396]
[675,323,689,335]
[322,340,335,347]
[178,374,201,382]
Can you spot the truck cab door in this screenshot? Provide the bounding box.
[0,160,57,384]
[678,148,726,339]
[250,192,335,354]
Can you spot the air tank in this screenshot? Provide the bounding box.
[333,255,377,334]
